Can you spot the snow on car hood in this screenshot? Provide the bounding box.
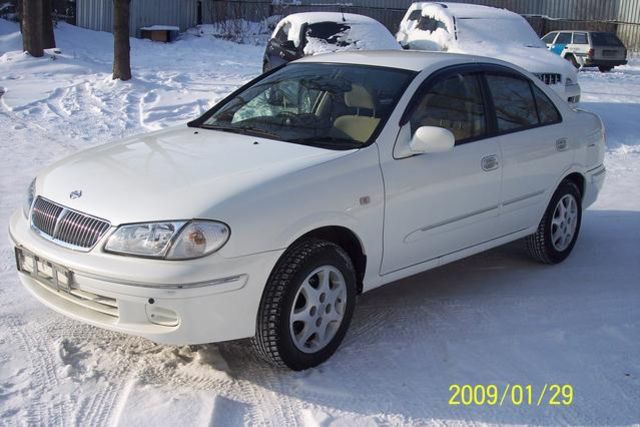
[35,126,351,224]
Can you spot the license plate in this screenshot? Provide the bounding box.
[15,247,74,293]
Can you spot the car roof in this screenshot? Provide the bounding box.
[294,50,511,72]
[415,2,519,19]
[284,12,380,25]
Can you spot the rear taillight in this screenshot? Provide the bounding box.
[588,48,594,57]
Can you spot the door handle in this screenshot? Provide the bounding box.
[481,155,499,171]
[556,138,568,151]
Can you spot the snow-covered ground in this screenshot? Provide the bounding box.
[1,19,639,426]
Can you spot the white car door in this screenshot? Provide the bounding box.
[483,71,573,233]
[380,68,502,274]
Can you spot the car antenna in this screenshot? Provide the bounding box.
[340,5,346,22]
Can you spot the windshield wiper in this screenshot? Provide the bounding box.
[199,124,280,139]
[288,136,361,150]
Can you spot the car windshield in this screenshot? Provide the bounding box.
[590,32,624,47]
[197,63,415,149]
[306,22,351,45]
[457,18,546,48]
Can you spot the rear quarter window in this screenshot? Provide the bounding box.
[532,85,561,125]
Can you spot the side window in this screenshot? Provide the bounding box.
[542,32,557,44]
[532,85,561,124]
[555,32,572,44]
[485,74,538,132]
[408,9,422,22]
[273,23,289,43]
[409,72,486,143]
[572,32,588,44]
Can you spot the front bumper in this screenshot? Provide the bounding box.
[9,210,283,345]
[584,58,627,67]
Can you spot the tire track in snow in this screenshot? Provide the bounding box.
[3,314,73,426]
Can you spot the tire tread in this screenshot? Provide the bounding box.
[251,239,348,368]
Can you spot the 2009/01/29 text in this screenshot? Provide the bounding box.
[448,384,574,406]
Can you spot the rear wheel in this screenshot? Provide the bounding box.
[252,239,357,370]
[598,66,613,72]
[526,181,582,264]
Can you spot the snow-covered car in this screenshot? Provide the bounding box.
[396,2,581,103]
[263,12,400,72]
[10,51,606,370]
[542,30,628,72]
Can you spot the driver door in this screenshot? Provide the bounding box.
[380,69,502,274]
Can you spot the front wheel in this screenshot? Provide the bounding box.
[252,239,357,370]
[526,181,582,264]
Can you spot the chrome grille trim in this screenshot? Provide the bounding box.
[30,197,111,251]
[534,73,562,85]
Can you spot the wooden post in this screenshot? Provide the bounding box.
[112,0,132,81]
[22,0,44,57]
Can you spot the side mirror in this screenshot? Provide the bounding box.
[409,126,455,154]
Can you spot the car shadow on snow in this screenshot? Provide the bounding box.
[212,209,640,425]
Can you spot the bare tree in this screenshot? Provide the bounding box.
[112,0,131,81]
[42,0,56,49]
[21,0,44,57]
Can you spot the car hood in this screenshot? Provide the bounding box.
[36,125,352,224]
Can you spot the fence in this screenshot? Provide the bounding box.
[202,0,640,52]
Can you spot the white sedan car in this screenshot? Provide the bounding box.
[10,51,605,370]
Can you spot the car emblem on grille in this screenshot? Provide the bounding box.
[69,190,83,199]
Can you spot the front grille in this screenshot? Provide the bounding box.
[534,73,562,85]
[31,197,111,250]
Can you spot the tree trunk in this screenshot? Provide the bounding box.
[22,0,44,57]
[42,0,56,49]
[112,0,131,81]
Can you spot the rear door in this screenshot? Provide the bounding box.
[570,32,590,64]
[483,71,572,234]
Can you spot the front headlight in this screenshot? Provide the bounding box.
[23,178,36,219]
[104,220,230,259]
